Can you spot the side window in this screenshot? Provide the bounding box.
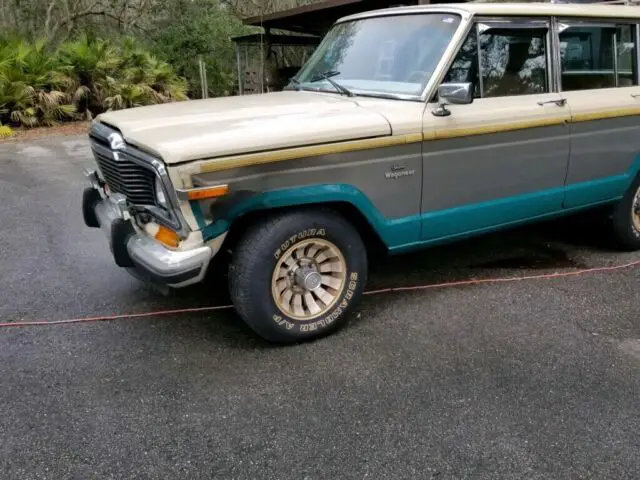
[443,23,549,98]
[480,28,548,97]
[559,23,638,91]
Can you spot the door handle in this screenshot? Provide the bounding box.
[631,93,640,98]
[537,98,567,107]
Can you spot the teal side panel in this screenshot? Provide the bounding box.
[200,184,422,248]
[563,176,627,208]
[564,154,640,208]
[420,187,564,242]
[194,158,640,253]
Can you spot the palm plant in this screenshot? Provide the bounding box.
[101,38,188,110]
[0,38,75,127]
[0,122,12,137]
[56,34,120,119]
[59,36,188,114]
[0,35,188,129]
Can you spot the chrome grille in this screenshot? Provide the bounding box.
[92,148,156,206]
[87,122,188,237]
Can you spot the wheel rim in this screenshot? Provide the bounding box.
[633,186,640,233]
[271,238,347,321]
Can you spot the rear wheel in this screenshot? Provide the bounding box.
[610,174,640,251]
[229,209,367,344]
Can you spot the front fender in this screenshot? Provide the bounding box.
[194,183,420,249]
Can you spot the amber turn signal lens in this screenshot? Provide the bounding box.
[155,225,180,248]
[187,185,229,201]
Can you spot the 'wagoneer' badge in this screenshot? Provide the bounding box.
[385,165,416,180]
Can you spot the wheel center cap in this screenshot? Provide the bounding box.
[296,268,322,291]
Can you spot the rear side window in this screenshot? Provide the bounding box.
[443,22,549,98]
[559,22,638,90]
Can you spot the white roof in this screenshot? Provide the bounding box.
[340,3,640,22]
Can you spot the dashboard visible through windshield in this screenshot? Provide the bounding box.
[291,13,462,99]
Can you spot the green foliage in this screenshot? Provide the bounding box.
[58,35,188,118]
[56,34,119,117]
[150,0,250,97]
[0,34,188,128]
[0,0,323,126]
[0,124,13,137]
[0,37,75,127]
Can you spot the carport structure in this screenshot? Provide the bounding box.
[236,0,467,94]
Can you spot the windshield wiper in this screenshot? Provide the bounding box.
[291,71,354,97]
[311,71,354,97]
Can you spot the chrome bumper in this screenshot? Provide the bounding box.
[83,173,212,288]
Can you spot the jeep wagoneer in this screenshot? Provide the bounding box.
[83,3,640,343]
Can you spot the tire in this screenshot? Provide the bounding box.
[610,173,640,251]
[229,209,368,344]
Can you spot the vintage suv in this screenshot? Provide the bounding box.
[83,3,640,343]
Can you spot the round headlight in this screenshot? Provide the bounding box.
[155,177,168,208]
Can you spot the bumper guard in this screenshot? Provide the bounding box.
[83,171,212,288]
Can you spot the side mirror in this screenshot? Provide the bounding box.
[432,82,473,117]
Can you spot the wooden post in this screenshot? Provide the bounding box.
[198,55,208,99]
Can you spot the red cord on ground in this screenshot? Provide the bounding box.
[1,260,638,328]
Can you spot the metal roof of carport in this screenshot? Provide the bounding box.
[243,0,624,36]
[231,33,322,45]
[243,0,425,35]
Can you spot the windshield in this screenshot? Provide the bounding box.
[292,13,462,98]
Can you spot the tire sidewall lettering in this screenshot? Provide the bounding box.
[272,314,294,330]
[273,228,326,260]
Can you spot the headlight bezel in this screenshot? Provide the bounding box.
[154,175,168,210]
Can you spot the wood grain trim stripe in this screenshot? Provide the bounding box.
[199,133,423,174]
[197,108,640,173]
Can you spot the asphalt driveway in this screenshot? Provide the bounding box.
[0,136,639,479]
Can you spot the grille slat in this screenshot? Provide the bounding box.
[92,148,157,206]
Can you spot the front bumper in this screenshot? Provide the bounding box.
[82,174,213,288]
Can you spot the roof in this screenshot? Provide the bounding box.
[340,3,640,22]
[231,33,320,46]
[243,0,423,35]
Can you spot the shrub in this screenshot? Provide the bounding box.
[56,34,119,119]
[0,38,75,127]
[59,35,188,118]
[0,35,188,128]
[0,124,13,137]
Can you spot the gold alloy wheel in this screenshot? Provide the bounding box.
[633,186,640,232]
[271,238,347,321]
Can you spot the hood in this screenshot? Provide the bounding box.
[96,91,392,164]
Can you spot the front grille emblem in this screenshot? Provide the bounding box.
[108,133,125,151]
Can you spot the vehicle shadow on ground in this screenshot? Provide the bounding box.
[146,212,617,348]
[366,212,614,289]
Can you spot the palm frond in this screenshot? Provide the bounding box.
[0,124,13,138]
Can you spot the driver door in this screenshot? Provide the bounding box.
[420,18,571,242]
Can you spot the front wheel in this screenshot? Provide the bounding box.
[229,209,368,344]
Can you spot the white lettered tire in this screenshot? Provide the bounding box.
[610,173,640,251]
[229,209,367,343]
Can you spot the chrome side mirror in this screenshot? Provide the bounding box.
[432,82,473,117]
